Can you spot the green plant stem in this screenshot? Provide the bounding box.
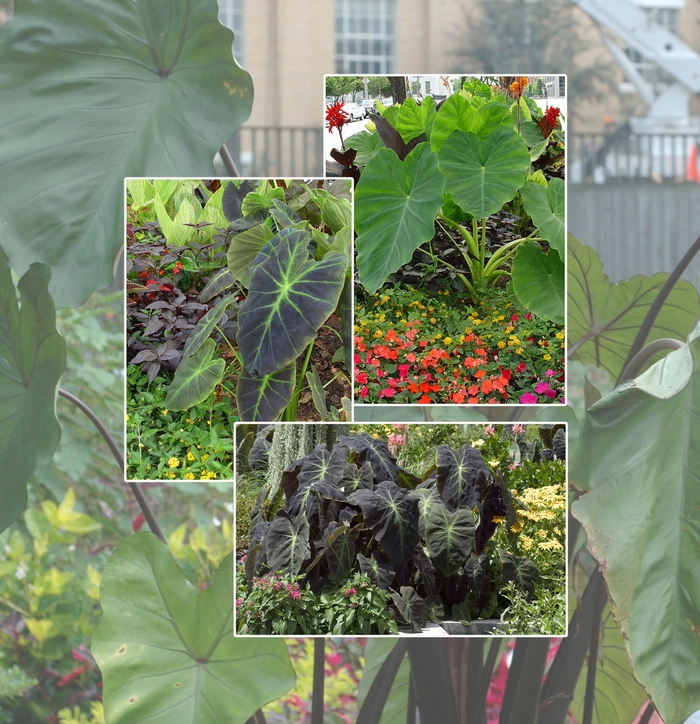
[58,388,166,543]
[619,231,700,383]
[214,323,239,360]
[0,596,31,618]
[285,343,314,421]
[617,337,685,384]
[416,247,474,296]
[311,639,325,724]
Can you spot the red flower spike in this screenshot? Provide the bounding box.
[326,101,350,133]
[537,106,561,139]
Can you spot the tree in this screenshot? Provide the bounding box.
[389,76,407,105]
[367,75,391,100]
[453,0,615,114]
[325,75,363,102]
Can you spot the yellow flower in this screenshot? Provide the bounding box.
[491,516,506,524]
[473,319,482,326]
[510,521,523,533]
[428,306,435,312]
[168,457,180,469]
[520,535,533,550]
[543,354,552,361]
[374,330,383,338]
[430,318,437,324]
[187,452,195,462]
[538,539,563,551]
[555,332,565,340]
[126,414,130,422]
[184,472,195,480]
[497,341,506,349]
[165,471,176,479]
[516,348,524,355]
[185,418,193,424]
[162,409,168,416]
[443,337,453,345]
[505,325,514,334]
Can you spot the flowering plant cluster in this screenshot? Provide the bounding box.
[354,286,564,404]
[236,570,397,636]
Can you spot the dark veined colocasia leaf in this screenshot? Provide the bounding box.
[237,227,347,377]
[464,553,492,616]
[0,247,65,533]
[389,586,429,632]
[340,432,398,485]
[424,501,476,576]
[498,548,539,597]
[163,338,225,410]
[353,482,420,568]
[266,510,310,575]
[357,551,395,590]
[0,0,252,307]
[436,444,489,510]
[92,533,295,724]
[236,362,296,422]
[354,143,445,295]
[571,320,700,724]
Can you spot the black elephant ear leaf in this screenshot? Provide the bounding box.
[425,501,476,576]
[474,473,508,554]
[266,510,310,575]
[352,481,419,567]
[411,486,440,539]
[436,444,489,510]
[340,460,374,493]
[414,548,438,599]
[330,147,357,167]
[357,551,395,589]
[244,543,263,584]
[389,586,428,631]
[222,180,256,222]
[270,198,302,229]
[323,523,360,579]
[236,362,296,422]
[339,433,398,485]
[279,458,306,500]
[368,112,409,160]
[298,444,349,490]
[499,548,539,597]
[237,228,347,377]
[464,553,492,616]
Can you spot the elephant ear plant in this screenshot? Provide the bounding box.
[343,80,565,323]
[158,179,353,422]
[239,429,557,635]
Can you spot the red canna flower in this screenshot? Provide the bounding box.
[326,101,349,133]
[537,106,561,138]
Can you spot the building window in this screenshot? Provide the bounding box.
[217,0,244,67]
[335,0,396,74]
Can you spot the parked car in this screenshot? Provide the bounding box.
[343,102,366,121]
[359,99,377,116]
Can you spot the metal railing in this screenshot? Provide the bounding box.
[224,126,324,177]
[571,128,700,183]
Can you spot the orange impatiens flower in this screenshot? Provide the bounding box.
[481,379,494,395]
[418,394,433,404]
[452,392,466,404]
[475,369,487,379]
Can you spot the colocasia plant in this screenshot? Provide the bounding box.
[127,178,353,422]
[240,430,565,634]
[340,76,565,323]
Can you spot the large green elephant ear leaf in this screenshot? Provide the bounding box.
[512,242,565,323]
[0,0,252,307]
[571,322,700,724]
[520,178,565,258]
[92,533,295,724]
[236,228,347,377]
[0,247,65,533]
[355,143,445,295]
[437,127,530,219]
[568,235,700,380]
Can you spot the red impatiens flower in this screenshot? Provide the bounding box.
[537,105,561,138]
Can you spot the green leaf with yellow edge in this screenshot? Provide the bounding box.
[568,235,700,380]
[571,320,700,724]
[41,488,101,534]
[0,247,65,534]
[92,533,295,724]
[0,0,252,307]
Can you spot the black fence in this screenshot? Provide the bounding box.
[571,127,700,183]
[224,126,324,177]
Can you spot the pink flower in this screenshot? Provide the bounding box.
[525,312,532,320]
[359,386,369,398]
[545,369,556,377]
[236,598,243,609]
[356,372,368,384]
[378,387,395,398]
[344,587,357,597]
[398,363,410,379]
[511,314,519,322]
[544,389,557,399]
[535,381,551,394]
[512,424,525,434]
[484,425,496,437]
[288,590,301,601]
[519,392,539,404]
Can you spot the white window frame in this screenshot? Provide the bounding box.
[335,0,396,75]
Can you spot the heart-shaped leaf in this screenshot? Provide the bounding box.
[237,229,347,377]
[266,510,310,575]
[180,295,238,362]
[395,96,437,143]
[0,0,252,307]
[0,249,65,533]
[430,95,513,152]
[511,242,565,323]
[227,223,275,289]
[498,548,539,597]
[571,321,700,724]
[164,338,225,410]
[520,178,565,258]
[568,236,700,379]
[357,551,395,590]
[355,143,445,295]
[425,501,475,576]
[438,127,530,219]
[340,432,398,485]
[92,533,295,723]
[236,362,296,422]
[344,131,385,168]
[436,444,489,511]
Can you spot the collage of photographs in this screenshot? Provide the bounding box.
[1,1,699,723]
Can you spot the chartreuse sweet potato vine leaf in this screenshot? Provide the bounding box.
[568,235,700,380]
[571,320,700,724]
[0,247,65,533]
[0,0,252,307]
[437,127,530,220]
[237,228,347,377]
[93,534,295,724]
[355,143,445,295]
